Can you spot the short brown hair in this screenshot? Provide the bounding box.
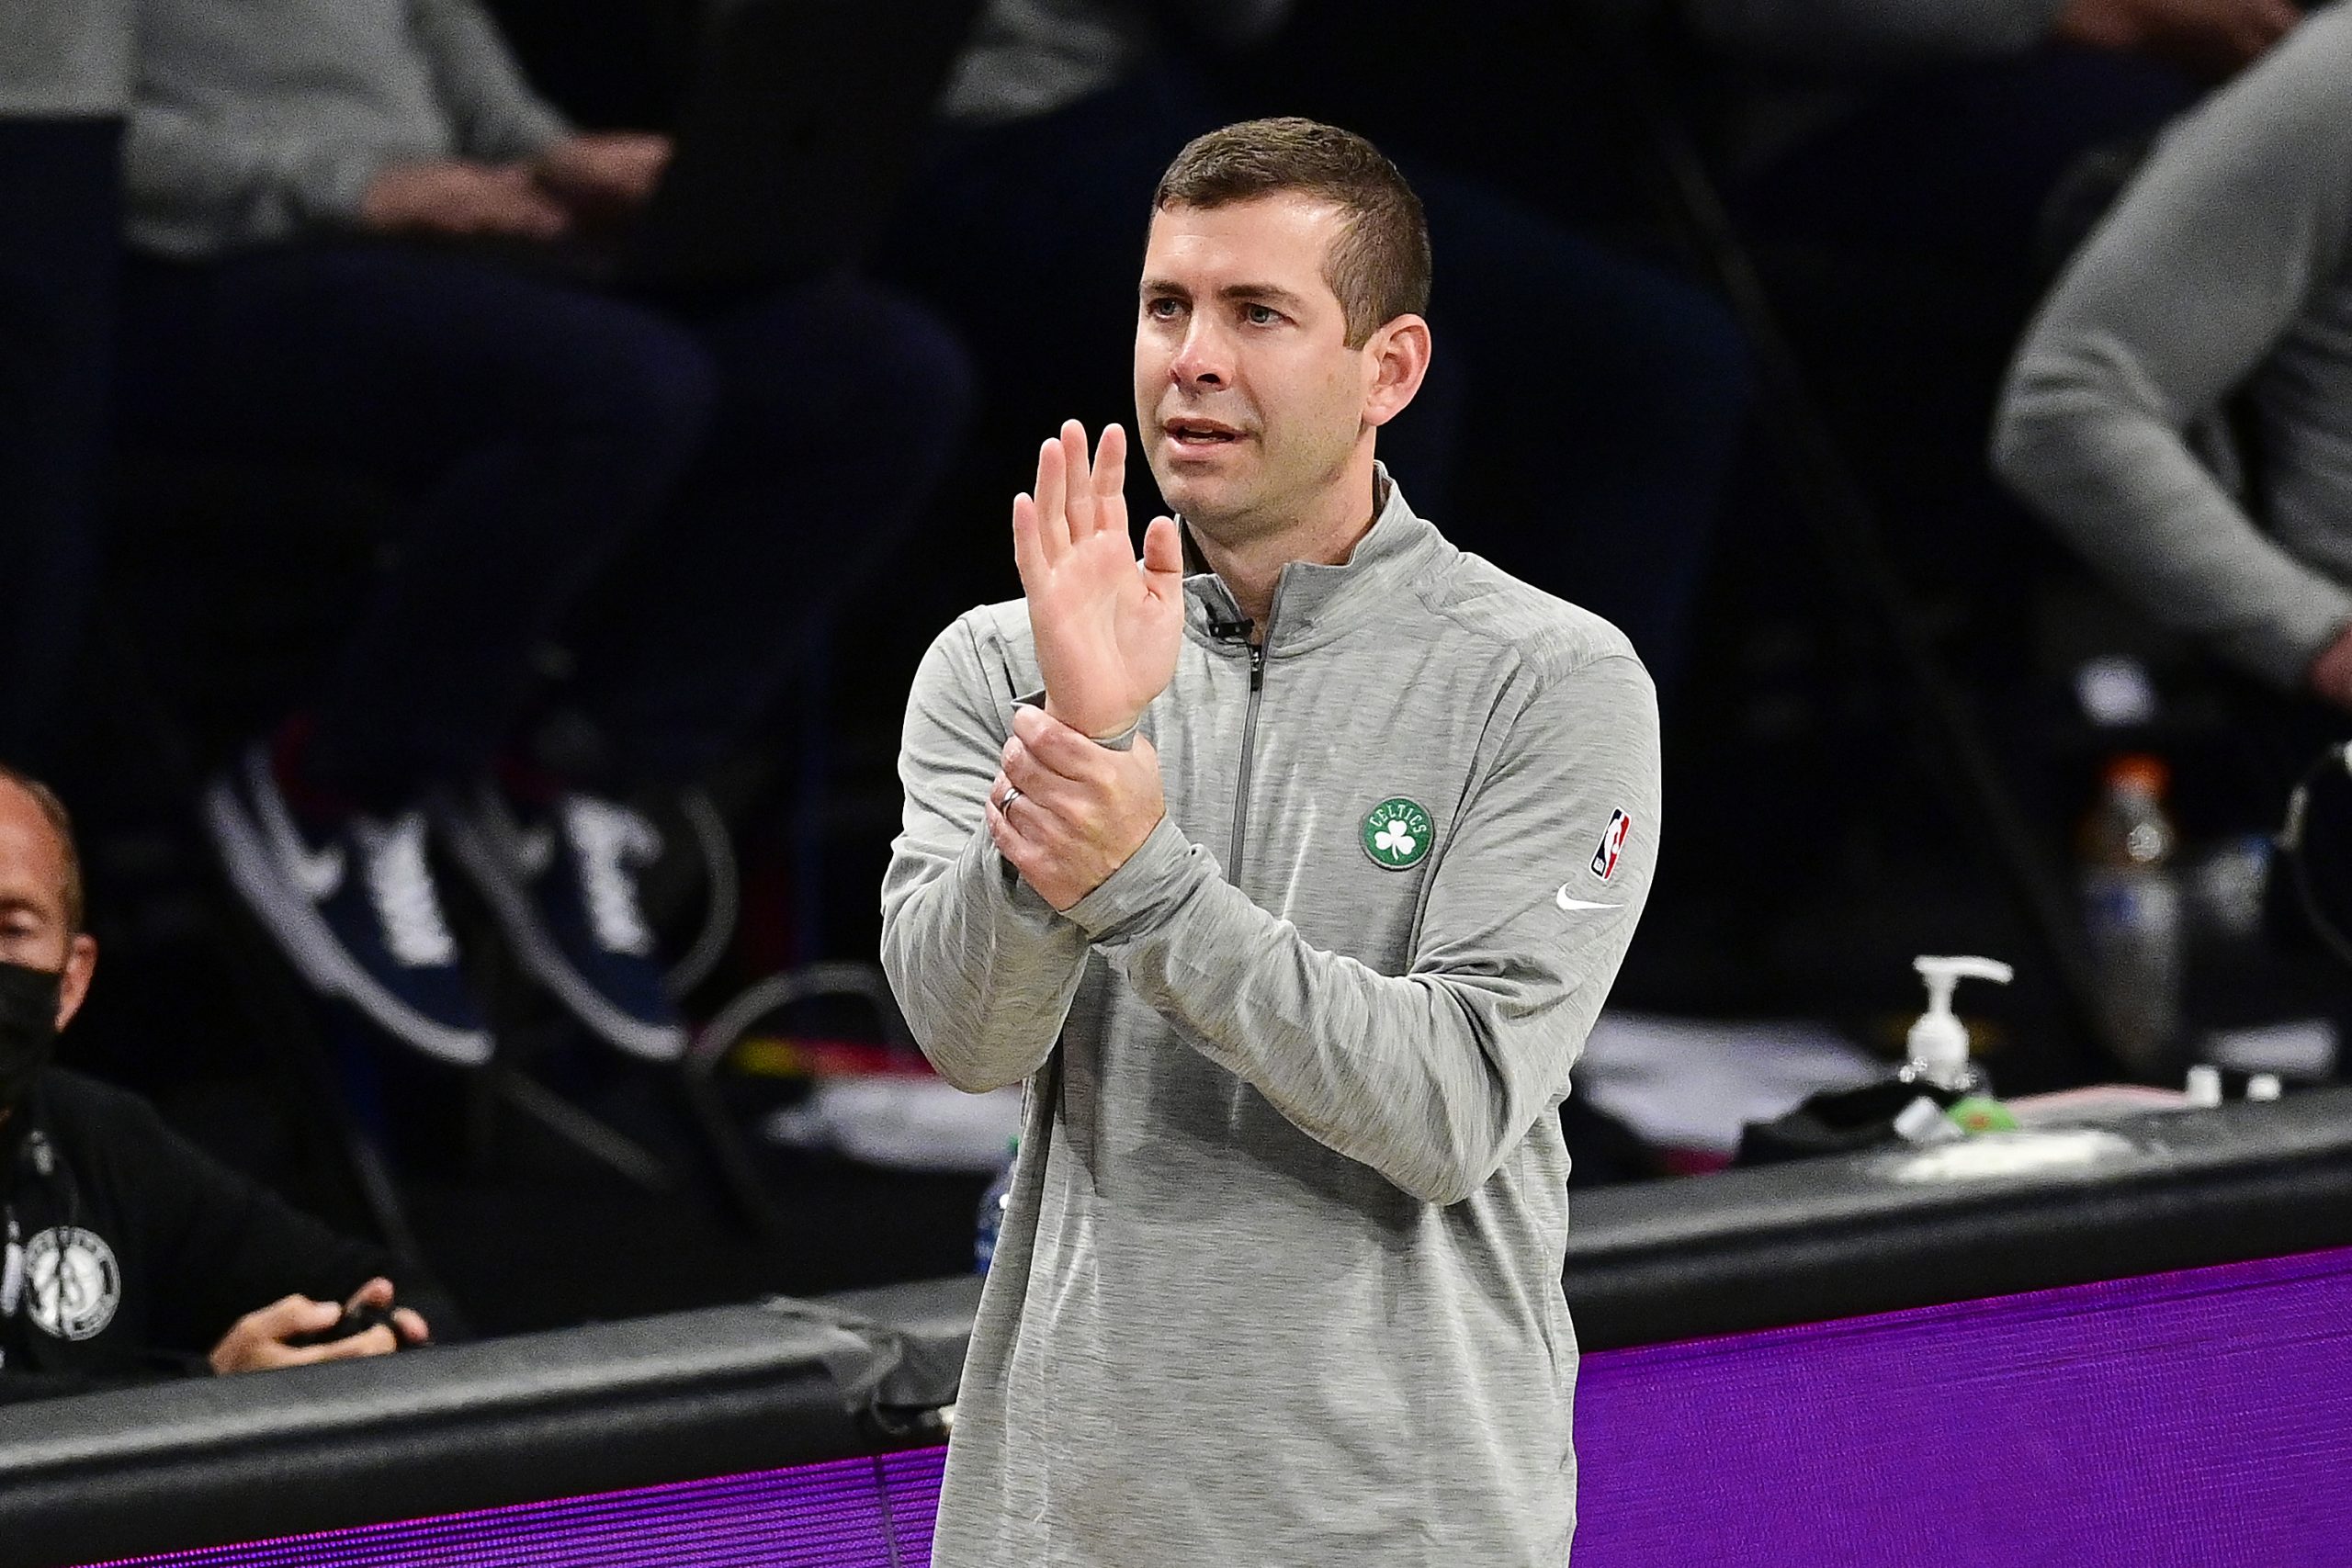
[0,762,84,932]
[1153,117,1431,348]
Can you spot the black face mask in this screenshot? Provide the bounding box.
[0,961,62,1115]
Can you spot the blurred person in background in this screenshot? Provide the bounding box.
[114,0,973,1067]
[0,762,437,1402]
[0,1,130,773]
[1993,6,2352,721]
[1679,0,2295,270]
[1541,0,2298,943]
[887,0,1750,699]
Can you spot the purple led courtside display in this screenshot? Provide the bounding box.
[86,1450,948,1568]
[87,1248,2352,1568]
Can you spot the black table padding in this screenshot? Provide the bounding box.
[1563,1089,2352,1348]
[0,1278,981,1568]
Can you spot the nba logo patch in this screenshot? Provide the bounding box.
[1590,810,1632,882]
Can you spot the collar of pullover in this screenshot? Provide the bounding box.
[1179,465,1443,660]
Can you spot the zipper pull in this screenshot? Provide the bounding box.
[1249,644,1265,691]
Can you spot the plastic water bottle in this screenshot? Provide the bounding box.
[2079,754,2184,1075]
[975,1137,1017,1275]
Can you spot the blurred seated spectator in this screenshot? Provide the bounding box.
[113,0,973,1066]
[0,0,130,770]
[887,0,1750,697]
[1676,0,2289,276]
[1991,8,2352,711]
[1648,0,2276,792]
[0,762,436,1403]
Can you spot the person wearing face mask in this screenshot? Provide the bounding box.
[0,762,438,1403]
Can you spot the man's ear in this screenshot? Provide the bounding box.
[1361,313,1431,430]
[55,933,96,1032]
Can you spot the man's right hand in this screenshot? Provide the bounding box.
[1012,422,1187,741]
[209,1278,430,1375]
[357,161,571,241]
[2054,0,2298,78]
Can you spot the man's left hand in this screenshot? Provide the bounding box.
[986,705,1165,911]
[532,132,673,223]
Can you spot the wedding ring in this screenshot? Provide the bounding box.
[1000,785,1023,811]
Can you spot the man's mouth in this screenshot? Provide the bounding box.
[1164,417,1247,449]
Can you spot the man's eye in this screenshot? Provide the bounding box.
[1244,304,1280,326]
[1147,298,1183,321]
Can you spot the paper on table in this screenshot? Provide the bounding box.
[763,1078,1024,1172]
[1574,1011,1883,1156]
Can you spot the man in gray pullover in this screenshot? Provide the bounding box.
[883,118,1660,1564]
[1993,6,2352,704]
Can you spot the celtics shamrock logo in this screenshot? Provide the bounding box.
[1361,797,1434,870]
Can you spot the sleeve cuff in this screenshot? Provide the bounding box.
[285,141,390,226]
[507,102,572,160]
[2221,593,2352,691]
[1063,816,1202,940]
[1012,691,1141,750]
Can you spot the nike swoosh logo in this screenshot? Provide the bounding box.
[288,843,346,901]
[246,750,346,900]
[1556,886,1620,912]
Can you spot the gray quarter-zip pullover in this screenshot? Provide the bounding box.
[882,475,1661,1567]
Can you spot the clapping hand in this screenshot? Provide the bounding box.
[1012,422,1186,740]
[987,706,1167,911]
[988,422,1182,908]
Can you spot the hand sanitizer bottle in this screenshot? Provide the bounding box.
[1897,955,2014,1100]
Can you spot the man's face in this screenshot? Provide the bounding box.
[0,784,96,1031]
[1134,194,1381,543]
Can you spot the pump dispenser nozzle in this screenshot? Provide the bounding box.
[1905,955,2013,1093]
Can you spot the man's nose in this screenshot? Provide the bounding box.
[1170,321,1230,389]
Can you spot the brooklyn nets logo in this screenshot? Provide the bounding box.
[25,1226,121,1341]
